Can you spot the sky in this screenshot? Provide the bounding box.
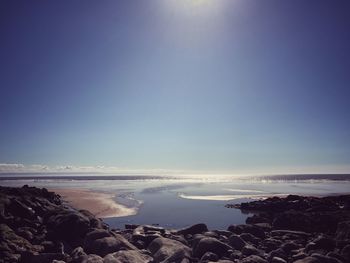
[0,0,350,175]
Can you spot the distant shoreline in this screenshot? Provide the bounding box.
[1,173,350,181]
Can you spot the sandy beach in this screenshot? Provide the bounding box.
[50,188,137,218]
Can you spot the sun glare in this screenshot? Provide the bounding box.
[163,0,226,16]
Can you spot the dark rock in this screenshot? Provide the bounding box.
[132,225,165,246]
[240,255,268,263]
[229,250,242,260]
[242,244,261,256]
[326,252,346,263]
[200,251,219,262]
[309,235,336,251]
[240,233,260,245]
[177,223,208,236]
[79,210,106,229]
[227,224,265,239]
[193,237,232,258]
[41,240,64,253]
[281,241,300,253]
[261,238,283,252]
[228,234,246,250]
[8,198,36,219]
[293,257,322,263]
[148,237,191,263]
[268,248,288,261]
[340,244,350,262]
[270,230,310,238]
[125,224,139,230]
[85,234,137,257]
[103,250,153,263]
[46,209,90,243]
[336,221,350,240]
[311,253,343,263]
[271,257,287,263]
[77,254,104,263]
[71,246,87,261]
[21,252,65,263]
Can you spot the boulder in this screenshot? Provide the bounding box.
[177,223,208,236]
[228,224,265,239]
[293,257,322,263]
[200,251,219,262]
[307,235,335,251]
[193,237,232,258]
[240,255,268,263]
[311,253,343,263]
[228,234,246,250]
[85,234,137,257]
[336,221,350,240]
[132,225,165,246]
[242,244,262,256]
[271,257,287,263]
[341,244,350,262]
[46,210,90,242]
[148,237,191,263]
[103,250,153,263]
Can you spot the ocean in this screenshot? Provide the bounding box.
[1,174,350,230]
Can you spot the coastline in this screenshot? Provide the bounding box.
[1,185,350,263]
[50,188,137,218]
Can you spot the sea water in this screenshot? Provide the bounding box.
[1,174,350,230]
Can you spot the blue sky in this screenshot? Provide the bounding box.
[1,0,350,175]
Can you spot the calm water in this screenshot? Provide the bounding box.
[1,175,350,230]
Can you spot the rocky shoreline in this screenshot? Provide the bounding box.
[1,186,350,263]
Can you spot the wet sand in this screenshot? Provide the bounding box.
[50,188,137,218]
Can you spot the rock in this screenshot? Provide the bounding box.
[81,254,104,263]
[8,198,36,219]
[193,237,232,258]
[268,248,288,261]
[240,233,260,245]
[200,251,219,262]
[161,249,192,263]
[242,244,262,256]
[71,246,87,261]
[270,230,311,238]
[336,221,350,240]
[0,224,40,254]
[272,211,313,232]
[230,250,242,260]
[148,237,191,263]
[41,240,64,253]
[311,253,343,263]
[307,235,336,251]
[79,209,106,229]
[326,252,346,263]
[228,224,265,239]
[132,225,165,246]
[177,223,208,236]
[85,235,137,257]
[228,234,246,250]
[271,257,287,263]
[341,244,350,262]
[293,257,322,263]
[22,252,66,263]
[46,209,90,242]
[281,241,300,253]
[261,238,283,252]
[240,255,268,263]
[103,250,153,263]
[84,229,112,248]
[292,252,308,261]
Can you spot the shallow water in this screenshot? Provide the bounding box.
[1,175,350,230]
